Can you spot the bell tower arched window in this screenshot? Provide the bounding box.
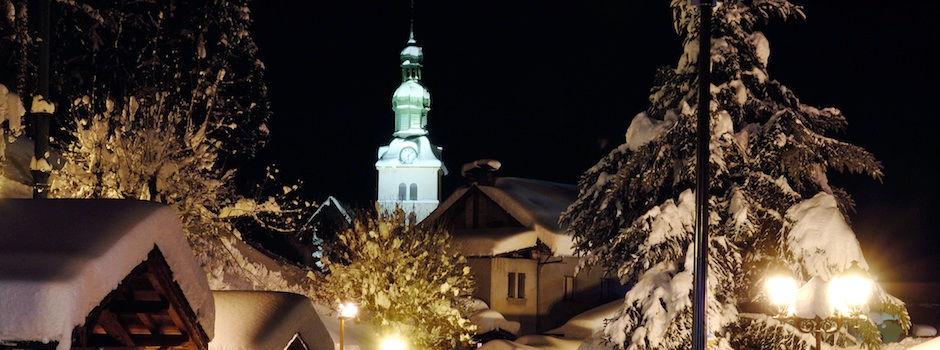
[409,183,418,200]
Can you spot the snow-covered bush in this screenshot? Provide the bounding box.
[318,206,477,349]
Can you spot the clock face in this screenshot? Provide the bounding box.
[400,146,418,164]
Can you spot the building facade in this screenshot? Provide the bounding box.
[424,169,626,335]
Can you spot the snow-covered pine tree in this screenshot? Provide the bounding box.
[318,206,477,349]
[0,1,321,294]
[559,1,908,349]
[48,0,271,162]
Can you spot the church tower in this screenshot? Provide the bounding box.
[375,24,446,223]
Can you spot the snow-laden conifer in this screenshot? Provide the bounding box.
[560,1,908,349]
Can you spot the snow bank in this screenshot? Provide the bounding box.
[0,199,214,350]
[545,299,622,339]
[478,334,583,350]
[904,336,940,349]
[471,309,521,335]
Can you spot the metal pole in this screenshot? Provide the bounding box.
[31,0,51,198]
[692,1,713,349]
[340,318,345,350]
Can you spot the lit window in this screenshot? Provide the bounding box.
[409,183,418,200]
[398,183,406,200]
[508,272,526,299]
[564,276,575,300]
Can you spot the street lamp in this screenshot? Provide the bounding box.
[338,302,358,350]
[764,261,873,350]
[380,336,407,350]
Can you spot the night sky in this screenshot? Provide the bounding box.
[247,1,939,282]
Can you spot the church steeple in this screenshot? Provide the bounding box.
[375,12,447,224]
[391,23,430,138]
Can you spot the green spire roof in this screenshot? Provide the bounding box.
[392,25,430,138]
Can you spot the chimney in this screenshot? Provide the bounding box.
[460,159,501,186]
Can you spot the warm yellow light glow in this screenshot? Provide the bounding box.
[380,337,407,350]
[828,261,873,315]
[829,274,872,309]
[765,275,797,308]
[338,302,358,319]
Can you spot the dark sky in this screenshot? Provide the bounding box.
[247,1,938,282]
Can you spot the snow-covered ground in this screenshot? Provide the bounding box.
[475,298,940,350]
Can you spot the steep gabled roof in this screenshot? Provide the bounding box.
[0,199,214,350]
[304,196,352,227]
[425,177,577,257]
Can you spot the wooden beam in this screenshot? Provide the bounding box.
[108,299,170,314]
[97,310,136,346]
[135,312,160,335]
[143,247,210,350]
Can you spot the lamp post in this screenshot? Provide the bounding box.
[338,302,358,350]
[764,261,873,349]
[691,0,715,348]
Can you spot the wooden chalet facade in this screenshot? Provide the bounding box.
[71,248,210,350]
[424,173,625,335]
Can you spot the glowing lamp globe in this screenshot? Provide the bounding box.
[338,302,358,319]
[765,274,797,312]
[380,337,407,350]
[828,261,872,315]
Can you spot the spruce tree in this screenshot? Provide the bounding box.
[559,1,908,349]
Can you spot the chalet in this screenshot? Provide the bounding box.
[424,163,625,335]
[0,199,214,350]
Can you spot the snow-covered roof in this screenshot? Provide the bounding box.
[0,199,214,350]
[376,136,446,173]
[309,195,352,224]
[209,291,331,350]
[429,177,578,256]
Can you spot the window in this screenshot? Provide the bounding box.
[508,272,526,299]
[409,183,418,200]
[564,276,575,300]
[398,183,406,200]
